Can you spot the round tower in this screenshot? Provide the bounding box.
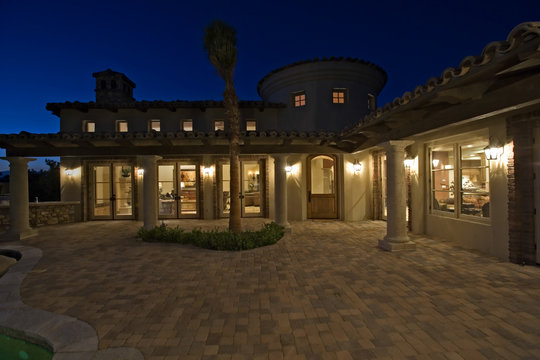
[258,57,387,132]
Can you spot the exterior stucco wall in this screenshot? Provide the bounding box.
[342,152,372,221]
[286,154,307,221]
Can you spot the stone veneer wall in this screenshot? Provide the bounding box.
[506,113,538,264]
[0,201,80,230]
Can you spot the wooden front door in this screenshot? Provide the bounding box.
[307,155,337,219]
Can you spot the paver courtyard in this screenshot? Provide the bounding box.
[17,220,540,359]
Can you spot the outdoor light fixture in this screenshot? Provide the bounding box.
[203,166,215,177]
[432,159,440,168]
[404,156,414,168]
[353,160,362,174]
[484,137,504,161]
[285,165,292,174]
[64,169,73,177]
[137,168,144,176]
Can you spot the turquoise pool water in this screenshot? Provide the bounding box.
[0,333,52,360]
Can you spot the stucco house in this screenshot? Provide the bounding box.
[1,22,539,265]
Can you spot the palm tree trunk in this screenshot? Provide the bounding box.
[224,81,242,233]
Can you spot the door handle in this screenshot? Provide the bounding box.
[110,194,116,201]
[308,191,311,202]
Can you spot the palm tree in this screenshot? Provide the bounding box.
[203,20,242,233]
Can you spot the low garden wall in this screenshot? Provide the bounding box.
[0,201,80,230]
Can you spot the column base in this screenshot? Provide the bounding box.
[378,239,416,252]
[1,228,38,242]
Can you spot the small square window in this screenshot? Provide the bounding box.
[150,119,160,132]
[214,120,225,131]
[246,120,256,131]
[84,121,95,133]
[182,120,193,132]
[332,89,347,104]
[292,91,306,107]
[116,120,128,132]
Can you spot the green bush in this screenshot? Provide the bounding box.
[137,222,285,251]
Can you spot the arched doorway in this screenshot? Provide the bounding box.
[307,154,338,219]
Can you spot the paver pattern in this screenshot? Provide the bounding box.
[18,220,540,360]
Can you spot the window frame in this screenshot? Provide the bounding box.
[332,88,347,104]
[116,120,128,133]
[182,119,193,132]
[150,119,160,132]
[84,120,96,133]
[214,120,225,131]
[246,120,257,131]
[292,91,306,108]
[428,137,491,222]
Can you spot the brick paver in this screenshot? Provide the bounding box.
[18,220,540,359]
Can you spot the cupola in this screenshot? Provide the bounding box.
[92,69,136,103]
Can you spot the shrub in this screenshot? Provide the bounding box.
[137,222,285,251]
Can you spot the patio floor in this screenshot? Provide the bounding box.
[15,219,540,359]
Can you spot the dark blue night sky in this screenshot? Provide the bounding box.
[1,0,538,169]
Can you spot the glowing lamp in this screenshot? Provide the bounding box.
[353,160,362,174]
[137,168,144,176]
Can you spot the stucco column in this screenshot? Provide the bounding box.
[273,154,290,228]
[1,157,38,241]
[140,155,161,230]
[378,140,416,251]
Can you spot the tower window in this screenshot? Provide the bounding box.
[332,88,347,104]
[111,80,117,89]
[292,91,306,107]
[246,120,257,131]
[214,120,225,131]
[100,80,107,89]
[150,119,160,132]
[182,119,193,132]
[84,121,95,133]
[116,120,128,132]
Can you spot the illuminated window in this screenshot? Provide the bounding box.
[84,121,95,133]
[182,119,193,132]
[292,91,306,107]
[150,119,160,132]
[214,120,225,131]
[332,89,347,104]
[368,94,376,111]
[430,137,490,219]
[116,120,128,132]
[246,120,256,131]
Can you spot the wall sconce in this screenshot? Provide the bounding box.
[203,166,215,177]
[285,165,292,174]
[404,156,414,168]
[432,159,440,168]
[137,168,144,176]
[484,137,504,161]
[64,169,73,177]
[353,160,362,174]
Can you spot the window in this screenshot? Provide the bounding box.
[430,138,490,218]
[116,120,128,132]
[84,121,95,133]
[150,119,160,132]
[292,91,306,107]
[332,89,347,104]
[214,120,225,131]
[182,119,193,132]
[246,120,256,131]
[368,94,376,110]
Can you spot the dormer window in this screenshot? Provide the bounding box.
[182,119,193,132]
[84,121,95,133]
[246,120,257,131]
[332,88,347,104]
[292,91,306,107]
[116,120,128,132]
[150,119,160,132]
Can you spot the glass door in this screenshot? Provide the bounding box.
[241,161,261,217]
[158,162,200,219]
[91,163,134,219]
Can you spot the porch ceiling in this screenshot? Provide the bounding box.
[0,130,343,157]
